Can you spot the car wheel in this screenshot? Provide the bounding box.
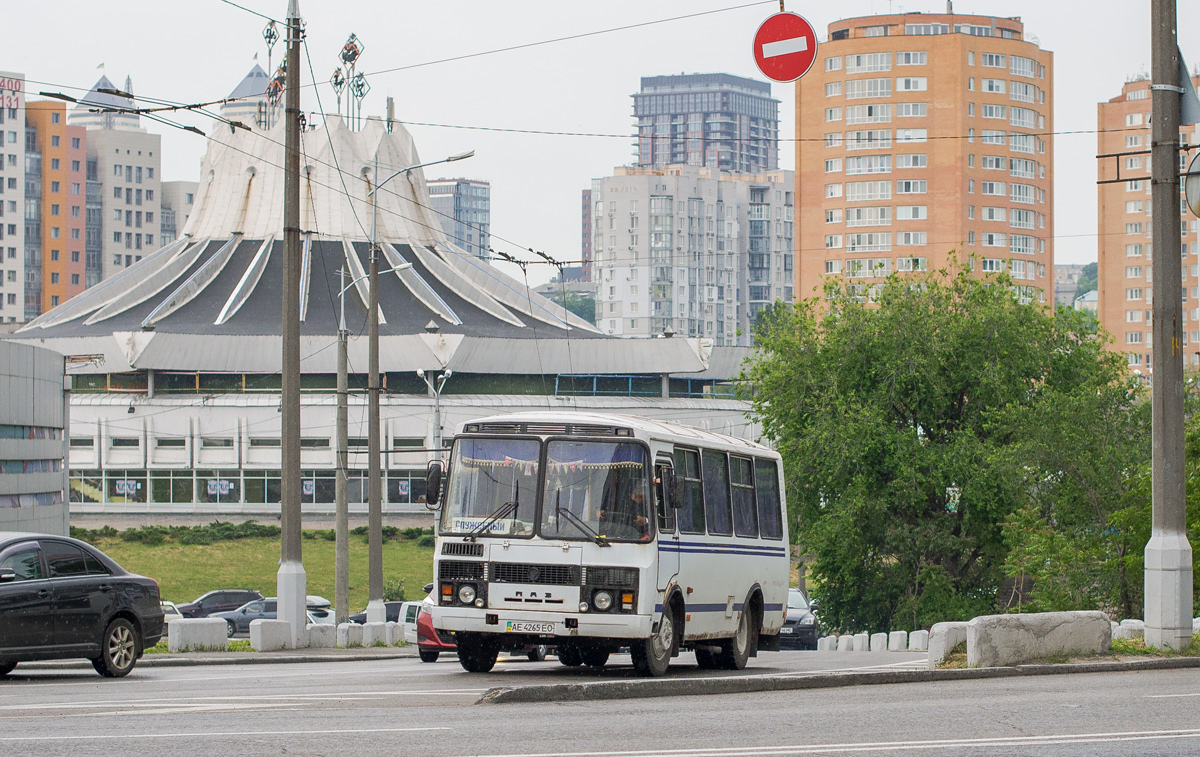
[557,643,582,667]
[418,649,440,663]
[716,606,752,671]
[0,661,16,677]
[91,618,139,678]
[581,646,609,669]
[226,620,237,638]
[631,606,674,677]
[527,644,547,662]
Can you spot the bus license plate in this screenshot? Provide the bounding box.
[504,621,554,634]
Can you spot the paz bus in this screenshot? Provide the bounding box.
[424,411,789,676]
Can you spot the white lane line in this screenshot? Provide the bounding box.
[0,687,484,713]
[1145,692,1200,698]
[456,729,1200,757]
[0,726,450,743]
[761,36,808,59]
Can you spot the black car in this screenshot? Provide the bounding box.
[780,587,819,650]
[176,589,264,618]
[348,601,405,625]
[0,532,164,678]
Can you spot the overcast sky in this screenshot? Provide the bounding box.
[13,0,1200,285]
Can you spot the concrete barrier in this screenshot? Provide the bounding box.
[1115,619,1145,640]
[385,621,402,645]
[362,622,388,647]
[251,619,292,651]
[1193,617,1200,633]
[870,632,887,652]
[967,611,1111,667]
[888,630,908,652]
[337,622,364,648]
[927,622,968,669]
[854,632,869,651]
[908,629,929,651]
[837,635,854,652]
[307,623,336,648]
[168,618,228,652]
[1110,621,1120,638]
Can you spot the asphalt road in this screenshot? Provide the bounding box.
[2,649,1199,756]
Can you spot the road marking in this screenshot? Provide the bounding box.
[0,688,484,713]
[761,36,808,59]
[458,728,1200,757]
[0,726,450,743]
[1145,692,1200,698]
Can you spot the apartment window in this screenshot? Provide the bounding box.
[1010,56,1036,78]
[1126,266,1143,278]
[896,255,927,270]
[861,25,887,37]
[50,204,60,216]
[825,107,843,122]
[896,180,926,194]
[981,181,1006,196]
[825,183,843,198]
[968,103,976,118]
[844,78,891,99]
[825,56,843,72]
[896,102,926,118]
[1127,288,1143,299]
[1009,133,1035,153]
[845,206,892,227]
[1126,222,1143,234]
[146,167,154,179]
[980,130,1005,145]
[896,205,927,220]
[982,53,1006,68]
[824,235,843,249]
[1126,156,1144,171]
[896,51,927,66]
[1127,244,1143,257]
[982,104,1007,120]
[51,135,61,148]
[1010,107,1037,129]
[845,52,892,74]
[1010,235,1035,255]
[981,155,1005,170]
[845,155,891,175]
[1010,81,1036,103]
[50,272,59,284]
[1010,158,1037,178]
[896,128,927,143]
[968,205,976,220]
[896,77,927,92]
[981,258,1004,273]
[825,82,843,97]
[825,208,843,223]
[1126,310,1144,323]
[1127,180,1144,192]
[896,153,926,168]
[113,164,122,177]
[1010,184,1035,204]
[845,104,891,124]
[1010,259,1028,279]
[846,181,891,202]
[982,78,1006,93]
[71,137,80,149]
[71,205,80,218]
[1010,209,1035,229]
[1127,332,1143,344]
[825,259,843,274]
[1126,135,1143,148]
[825,158,843,173]
[845,234,892,253]
[824,133,843,147]
[906,23,948,35]
[50,250,59,261]
[1126,113,1144,127]
[981,232,1007,247]
[1129,353,1143,366]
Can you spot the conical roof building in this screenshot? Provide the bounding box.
[67,74,141,131]
[220,64,274,130]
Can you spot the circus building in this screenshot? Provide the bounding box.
[6,99,754,517]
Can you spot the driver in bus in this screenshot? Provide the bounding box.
[598,474,650,540]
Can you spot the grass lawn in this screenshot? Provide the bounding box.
[90,535,435,611]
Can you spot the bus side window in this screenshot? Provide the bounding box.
[655,462,676,534]
[701,449,732,536]
[730,456,758,538]
[675,448,705,534]
[755,458,783,540]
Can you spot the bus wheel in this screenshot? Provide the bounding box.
[457,634,499,673]
[557,643,583,667]
[717,608,752,670]
[581,646,610,668]
[632,607,674,677]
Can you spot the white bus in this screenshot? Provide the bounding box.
[425,411,789,676]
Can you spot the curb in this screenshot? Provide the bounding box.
[20,650,417,670]
[476,655,1200,705]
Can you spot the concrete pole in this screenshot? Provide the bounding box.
[277,0,307,647]
[366,155,385,623]
[1146,0,1193,650]
[335,266,350,625]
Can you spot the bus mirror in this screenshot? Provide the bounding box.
[425,460,444,508]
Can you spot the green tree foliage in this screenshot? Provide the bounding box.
[1074,261,1098,298]
[742,266,1130,632]
[547,288,597,324]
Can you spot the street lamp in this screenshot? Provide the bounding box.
[362,148,473,624]
[417,368,452,455]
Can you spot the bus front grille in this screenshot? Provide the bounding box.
[439,560,485,580]
[441,542,485,557]
[490,562,581,586]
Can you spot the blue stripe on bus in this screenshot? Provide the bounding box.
[658,546,787,557]
[670,541,787,555]
[653,603,784,613]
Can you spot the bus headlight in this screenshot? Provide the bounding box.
[593,590,613,612]
[579,601,589,612]
[458,584,477,605]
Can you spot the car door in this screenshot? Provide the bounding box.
[236,601,264,633]
[0,541,53,652]
[44,540,114,650]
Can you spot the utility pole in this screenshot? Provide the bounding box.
[366,155,385,623]
[277,0,307,647]
[335,267,349,625]
[1146,0,1193,650]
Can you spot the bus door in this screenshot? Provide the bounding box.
[655,458,679,591]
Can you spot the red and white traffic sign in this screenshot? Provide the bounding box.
[753,12,818,83]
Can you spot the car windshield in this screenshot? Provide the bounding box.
[440,437,540,537]
[788,589,809,610]
[539,440,651,542]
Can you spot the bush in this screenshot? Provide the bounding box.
[383,578,406,602]
[417,534,435,548]
[120,526,170,545]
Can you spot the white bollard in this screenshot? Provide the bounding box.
[870,632,888,652]
[837,634,854,651]
[854,632,870,651]
[908,629,929,651]
[1119,619,1145,640]
[386,621,402,645]
[168,618,228,652]
[307,623,336,648]
[337,622,364,648]
[1193,617,1199,633]
[888,630,908,651]
[927,622,968,669]
[250,619,292,651]
[1110,621,1121,638]
[362,622,388,647]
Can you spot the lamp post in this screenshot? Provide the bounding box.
[334,264,409,625]
[417,368,452,456]
[363,148,473,623]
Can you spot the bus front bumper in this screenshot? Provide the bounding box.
[433,606,653,639]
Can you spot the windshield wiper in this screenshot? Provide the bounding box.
[554,489,610,547]
[465,500,518,542]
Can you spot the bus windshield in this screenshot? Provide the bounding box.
[440,438,541,537]
[540,440,651,542]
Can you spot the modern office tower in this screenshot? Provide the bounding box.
[219,64,275,130]
[796,12,1054,305]
[0,72,24,323]
[160,180,198,243]
[581,188,593,281]
[24,102,87,317]
[634,73,779,174]
[590,165,793,345]
[426,178,490,261]
[69,76,162,280]
[1096,74,1200,372]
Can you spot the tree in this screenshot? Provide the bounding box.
[1074,261,1097,298]
[741,266,1131,632]
[547,289,596,325]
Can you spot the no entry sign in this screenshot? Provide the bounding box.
[753,12,818,83]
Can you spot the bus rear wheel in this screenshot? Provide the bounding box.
[717,607,752,670]
[457,633,499,673]
[632,607,674,677]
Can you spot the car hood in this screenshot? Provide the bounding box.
[785,608,816,624]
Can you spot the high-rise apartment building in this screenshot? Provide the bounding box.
[634,73,779,174]
[427,178,490,261]
[590,165,793,345]
[68,76,161,280]
[581,188,593,282]
[1096,75,1200,372]
[160,180,198,243]
[796,13,1054,304]
[0,71,24,323]
[24,102,87,317]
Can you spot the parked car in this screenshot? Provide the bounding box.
[0,532,164,678]
[176,589,264,618]
[414,594,545,663]
[347,600,406,625]
[161,601,184,634]
[210,595,332,637]
[779,587,819,650]
[306,595,335,625]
